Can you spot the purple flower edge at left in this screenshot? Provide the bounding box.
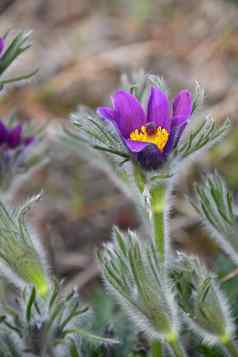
[0,37,4,57]
[0,120,34,150]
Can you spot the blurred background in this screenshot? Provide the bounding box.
[0,0,238,294]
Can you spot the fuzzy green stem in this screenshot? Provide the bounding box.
[151,340,163,357]
[150,184,168,356]
[169,339,187,357]
[151,184,167,261]
[224,340,238,357]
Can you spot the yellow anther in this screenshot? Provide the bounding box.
[130,125,169,151]
[141,126,146,134]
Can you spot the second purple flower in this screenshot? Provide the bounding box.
[0,120,34,150]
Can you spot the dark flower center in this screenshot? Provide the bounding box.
[145,122,157,135]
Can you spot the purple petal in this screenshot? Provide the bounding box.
[163,130,175,155]
[164,121,187,155]
[171,115,189,139]
[173,121,188,146]
[125,139,149,153]
[112,90,146,138]
[0,38,4,56]
[171,115,188,128]
[172,90,192,125]
[7,125,22,149]
[147,87,170,131]
[0,121,8,145]
[97,106,115,121]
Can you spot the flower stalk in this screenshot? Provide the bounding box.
[151,340,163,357]
[168,338,187,357]
[223,339,238,357]
[150,183,167,261]
[151,335,187,357]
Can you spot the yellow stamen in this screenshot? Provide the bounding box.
[130,125,169,151]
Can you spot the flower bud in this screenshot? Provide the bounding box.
[173,254,235,346]
[99,228,181,344]
[0,195,50,297]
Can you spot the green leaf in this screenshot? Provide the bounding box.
[191,172,238,262]
[176,118,230,159]
[26,286,36,322]
[63,328,120,345]
[69,340,81,357]
[0,68,38,86]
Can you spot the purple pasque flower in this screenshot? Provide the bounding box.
[97,87,193,170]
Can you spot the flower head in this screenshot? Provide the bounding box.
[97,87,192,170]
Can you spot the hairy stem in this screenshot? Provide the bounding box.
[224,340,238,357]
[169,339,187,357]
[151,340,163,357]
[151,184,167,262]
[150,183,169,356]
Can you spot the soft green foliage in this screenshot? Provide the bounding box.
[70,107,129,161]
[173,254,235,346]
[0,29,119,354]
[98,228,180,346]
[174,116,230,161]
[0,30,38,87]
[191,172,238,263]
[82,289,139,356]
[62,108,134,202]
[0,284,117,357]
[0,194,50,297]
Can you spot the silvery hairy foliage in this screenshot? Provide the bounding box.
[0,184,119,356]
[191,172,238,264]
[98,228,181,348]
[0,30,38,88]
[0,28,120,357]
[172,254,235,347]
[62,106,132,194]
[0,284,117,357]
[0,193,50,297]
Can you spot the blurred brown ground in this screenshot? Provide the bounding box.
[0,0,238,291]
